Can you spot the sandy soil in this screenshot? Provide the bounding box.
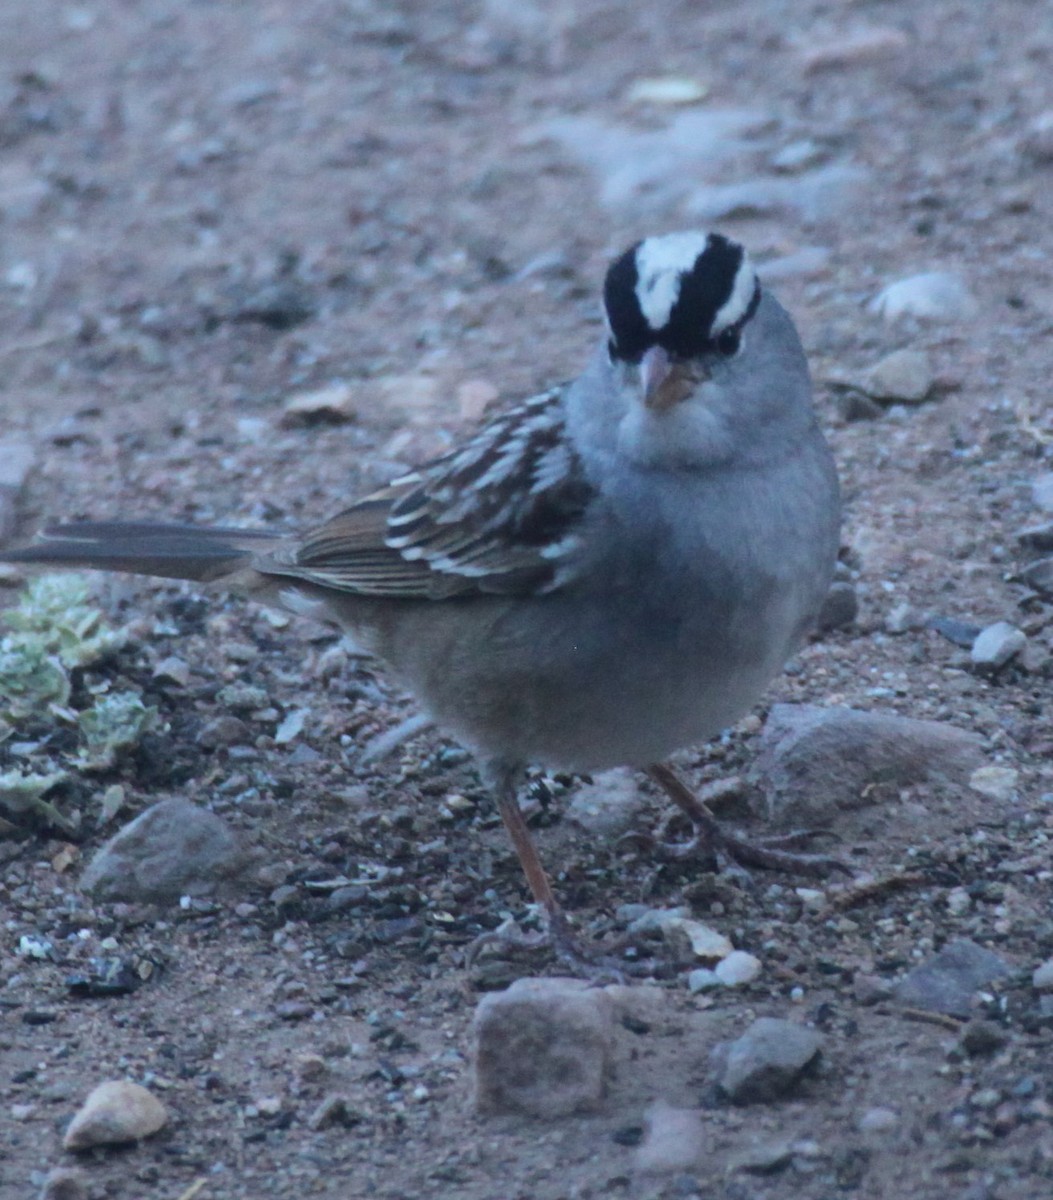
[2,2,1053,1197]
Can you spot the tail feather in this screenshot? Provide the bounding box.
[0,521,282,582]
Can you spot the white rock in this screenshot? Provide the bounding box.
[1032,959,1053,991]
[946,887,972,915]
[626,909,734,960]
[634,1101,706,1172]
[862,348,935,403]
[627,77,708,106]
[687,967,721,993]
[279,383,357,426]
[872,272,978,322]
[63,1080,168,1150]
[970,622,1026,669]
[565,768,644,837]
[968,766,1019,802]
[858,1106,899,1133]
[715,951,762,987]
[1033,473,1053,513]
[794,887,826,912]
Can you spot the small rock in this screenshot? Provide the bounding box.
[800,25,909,72]
[960,1019,1009,1057]
[970,622,1026,670]
[62,1080,167,1150]
[861,348,935,404]
[1016,523,1053,552]
[816,581,858,631]
[473,977,613,1116]
[858,1106,898,1133]
[946,887,972,915]
[728,1138,796,1175]
[565,768,645,837]
[872,272,978,323]
[216,682,269,711]
[199,714,251,748]
[0,440,36,539]
[152,656,190,687]
[1020,110,1053,163]
[835,390,884,422]
[853,973,894,1005]
[1032,960,1053,991]
[1019,557,1053,599]
[687,967,721,993]
[885,602,926,634]
[307,1093,361,1130]
[756,704,984,826]
[1033,474,1053,514]
[715,951,762,987]
[969,766,1019,803]
[39,1167,88,1200]
[927,614,983,648]
[716,1017,823,1104]
[893,939,1012,1018]
[771,139,826,173]
[627,909,734,961]
[455,378,499,422]
[81,798,249,901]
[626,77,708,106]
[634,1100,706,1172]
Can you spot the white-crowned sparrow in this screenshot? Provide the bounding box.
[2,231,842,960]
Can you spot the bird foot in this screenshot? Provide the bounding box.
[466,910,640,983]
[636,763,852,882]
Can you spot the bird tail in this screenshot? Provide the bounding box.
[0,521,283,582]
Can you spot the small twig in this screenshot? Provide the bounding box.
[174,1180,208,1200]
[827,870,928,910]
[896,1007,964,1032]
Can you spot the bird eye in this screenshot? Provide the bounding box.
[715,328,741,357]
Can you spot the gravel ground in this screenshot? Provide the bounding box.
[2,2,1053,1197]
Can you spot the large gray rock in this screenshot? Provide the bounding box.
[715,1017,823,1104]
[755,704,985,826]
[894,939,1012,1018]
[81,798,250,901]
[472,977,614,1116]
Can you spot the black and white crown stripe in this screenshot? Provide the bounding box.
[603,231,760,364]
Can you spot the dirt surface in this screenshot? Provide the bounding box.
[3,1,1053,1197]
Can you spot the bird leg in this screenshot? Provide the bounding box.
[468,761,625,979]
[645,762,849,880]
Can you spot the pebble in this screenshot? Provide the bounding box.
[872,272,978,322]
[816,581,858,631]
[216,682,269,711]
[152,656,190,687]
[969,766,1019,803]
[960,1019,1009,1057]
[800,26,909,72]
[1033,473,1053,514]
[946,887,972,915]
[626,908,734,961]
[62,1080,167,1150]
[858,1106,899,1133]
[1020,110,1053,163]
[199,714,251,747]
[81,798,249,901]
[861,348,935,404]
[715,1017,823,1104]
[307,1094,361,1130]
[714,951,762,987]
[970,622,1026,670]
[39,1168,88,1200]
[0,440,36,540]
[634,1101,706,1172]
[455,379,499,422]
[885,602,927,634]
[893,938,1012,1018]
[565,768,645,838]
[1019,557,1053,599]
[1031,959,1053,991]
[687,968,721,993]
[1016,523,1053,552]
[627,77,708,106]
[771,139,826,172]
[472,977,613,1116]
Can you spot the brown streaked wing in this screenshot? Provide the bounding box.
[262,385,595,600]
